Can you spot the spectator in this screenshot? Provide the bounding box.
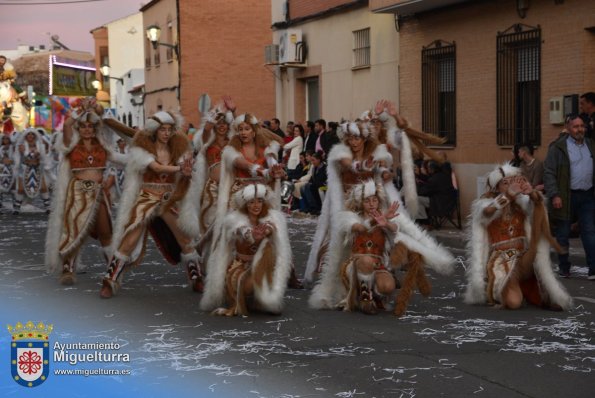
[270,118,284,139]
[325,121,340,155]
[417,161,456,225]
[284,124,304,178]
[314,119,326,156]
[517,143,544,191]
[285,121,295,144]
[579,92,595,140]
[303,120,317,152]
[510,143,522,167]
[414,159,430,224]
[301,151,327,215]
[438,151,458,190]
[289,152,311,210]
[543,114,595,280]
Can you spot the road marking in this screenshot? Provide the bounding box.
[574,296,595,304]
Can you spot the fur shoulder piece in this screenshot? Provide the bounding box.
[327,143,352,164]
[372,143,393,167]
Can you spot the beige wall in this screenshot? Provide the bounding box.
[275,6,399,123]
[142,0,179,116]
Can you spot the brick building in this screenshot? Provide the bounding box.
[371,0,595,216]
[179,0,275,127]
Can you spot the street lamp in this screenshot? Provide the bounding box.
[145,25,179,57]
[91,80,102,90]
[100,64,123,83]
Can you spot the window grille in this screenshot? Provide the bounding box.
[352,28,370,68]
[422,40,456,145]
[496,24,541,146]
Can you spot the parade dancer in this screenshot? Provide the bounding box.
[13,128,52,214]
[200,113,288,310]
[179,96,235,260]
[45,99,125,285]
[0,133,16,211]
[331,180,403,314]
[307,119,454,316]
[202,183,291,316]
[464,165,573,310]
[100,111,201,298]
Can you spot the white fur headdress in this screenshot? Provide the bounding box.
[144,111,183,134]
[233,183,273,209]
[337,121,371,141]
[346,179,387,210]
[359,110,373,123]
[1,132,15,144]
[486,163,521,192]
[232,113,259,132]
[71,110,101,128]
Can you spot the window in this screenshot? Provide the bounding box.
[306,77,320,122]
[166,19,174,61]
[352,28,370,69]
[128,112,133,127]
[422,40,456,145]
[154,42,161,66]
[145,38,151,68]
[496,24,541,146]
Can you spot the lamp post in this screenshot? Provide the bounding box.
[100,64,123,83]
[145,25,179,58]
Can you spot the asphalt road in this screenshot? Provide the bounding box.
[0,210,593,398]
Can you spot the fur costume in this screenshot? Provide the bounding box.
[306,133,455,312]
[108,138,128,199]
[464,166,573,310]
[13,128,52,199]
[206,120,282,264]
[45,118,127,273]
[332,200,398,313]
[200,184,292,314]
[0,133,16,194]
[109,129,196,266]
[179,110,233,241]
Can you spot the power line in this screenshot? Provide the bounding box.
[0,0,107,4]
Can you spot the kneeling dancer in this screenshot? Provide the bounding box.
[464,165,573,310]
[336,180,401,314]
[200,183,292,316]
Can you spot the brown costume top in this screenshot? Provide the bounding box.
[486,204,526,251]
[68,140,107,170]
[236,147,267,179]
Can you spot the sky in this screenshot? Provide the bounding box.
[0,0,144,54]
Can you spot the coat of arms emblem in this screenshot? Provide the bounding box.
[7,321,52,387]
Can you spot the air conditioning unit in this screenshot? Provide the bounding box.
[279,29,303,64]
[264,44,279,64]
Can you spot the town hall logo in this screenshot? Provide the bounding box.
[7,321,53,387]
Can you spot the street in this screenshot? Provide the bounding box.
[0,210,593,398]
